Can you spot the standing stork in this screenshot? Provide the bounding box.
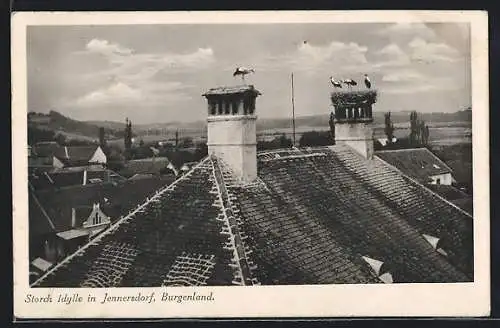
[343,79,358,89]
[233,67,255,83]
[364,74,372,89]
[330,76,343,89]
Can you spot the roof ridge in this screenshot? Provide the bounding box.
[211,156,255,285]
[30,156,211,287]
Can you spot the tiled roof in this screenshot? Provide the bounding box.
[375,148,454,183]
[54,146,101,165]
[32,142,60,158]
[203,85,261,96]
[32,146,473,287]
[120,157,174,177]
[30,177,174,236]
[427,184,470,200]
[29,167,126,190]
[33,158,238,287]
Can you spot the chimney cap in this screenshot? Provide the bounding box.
[203,85,261,97]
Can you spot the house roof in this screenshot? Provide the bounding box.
[57,229,90,241]
[426,184,470,201]
[29,176,175,238]
[375,148,454,183]
[29,168,126,190]
[32,145,473,287]
[54,146,101,164]
[120,157,174,177]
[32,142,60,158]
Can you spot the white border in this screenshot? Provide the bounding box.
[12,11,490,318]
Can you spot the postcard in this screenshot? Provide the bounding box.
[12,10,489,319]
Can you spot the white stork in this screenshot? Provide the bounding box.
[343,79,358,89]
[233,67,255,83]
[364,74,372,89]
[329,76,343,89]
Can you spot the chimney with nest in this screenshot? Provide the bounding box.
[330,89,377,159]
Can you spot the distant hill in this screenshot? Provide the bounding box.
[28,109,472,141]
[28,111,123,141]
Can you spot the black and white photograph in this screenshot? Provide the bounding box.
[12,11,489,318]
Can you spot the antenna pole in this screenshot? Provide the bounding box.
[291,72,296,147]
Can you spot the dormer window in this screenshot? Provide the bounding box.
[362,255,393,284]
[422,234,448,256]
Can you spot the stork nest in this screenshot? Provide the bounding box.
[330,89,377,106]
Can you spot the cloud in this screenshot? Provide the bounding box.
[259,41,372,74]
[408,37,461,62]
[64,38,212,117]
[85,38,133,56]
[373,43,411,68]
[375,23,436,40]
[75,82,142,107]
[381,68,460,94]
[382,69,426,83]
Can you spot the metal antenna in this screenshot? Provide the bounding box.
[291,72,296,148]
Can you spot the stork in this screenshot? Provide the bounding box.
[364,74,372,89]
[343,79,357,89]
[329,76,343,89]
[233,67,255,83]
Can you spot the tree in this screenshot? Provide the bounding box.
[299,131,333,147]
[124,118,132,152]
[328,112,336,145]
[54,133,66,146]
[384,112,395,144]
[409,111,430,147]
[409,111,418,146]
[179,137,194,149]
[98,127,106,147]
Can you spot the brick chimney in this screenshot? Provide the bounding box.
[330,89,377,159]
[202,85,261,182]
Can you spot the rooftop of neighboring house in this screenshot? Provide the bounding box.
[426,184,473,215]
[119,157,176,178]
[29,166,126,190]
[375,148,454,183]
[29,176,176,241]
[32,145,473,288]
[54,145,103,165]
[32,141,60,158]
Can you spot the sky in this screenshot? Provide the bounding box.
[27,23,471,124]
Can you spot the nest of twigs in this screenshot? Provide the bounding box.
[330,89,377,106]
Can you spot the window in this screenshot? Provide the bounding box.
[243,98,249,115]
[209,101,216,115]
[217,100,223,115]
[232,100,239,114]
[92,212,100,225]
[436,178,441,185]
[248,97,255,114]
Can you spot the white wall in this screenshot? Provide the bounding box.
[429,173,453,185]
[335,123,374,159]
[89,146,107,164]
[207,115,257,182]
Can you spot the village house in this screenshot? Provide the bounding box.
[32,85,473,288]
[375,148,456,185]
[28,175,175,283]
